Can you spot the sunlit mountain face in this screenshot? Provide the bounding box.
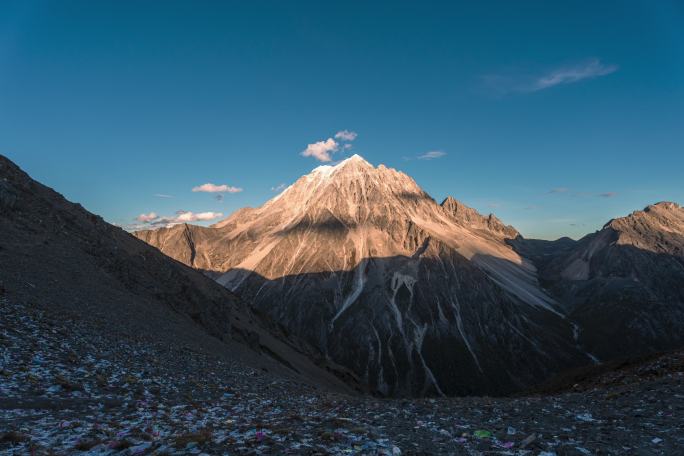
[135,155,590,396]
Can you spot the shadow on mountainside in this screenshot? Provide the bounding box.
[0,154,359,395]
[208,237,684,397]
[215,250,590,398]
[510,236,684,362]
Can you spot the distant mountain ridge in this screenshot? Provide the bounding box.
[528,201,684,361]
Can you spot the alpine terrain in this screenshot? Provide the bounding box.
[2,154,684,454]
[136,155,592,396]
[520,201,684,361]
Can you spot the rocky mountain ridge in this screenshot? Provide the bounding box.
[136,155,590,396]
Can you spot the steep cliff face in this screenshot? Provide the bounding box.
[440,196,519,240]
[136,155,584,396]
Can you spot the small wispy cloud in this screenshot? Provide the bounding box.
[334,130,358,141]
[548,187,618,198]
[136,212,159,222]
[192,183,243,193]
[133,210,224,229]
[271,183,287,192]
[418,150,447,160]
[484,58,618,94]
[301,138,339,162]
[154,193,173,199]
[532,59,618,91]
[172,210,223,223]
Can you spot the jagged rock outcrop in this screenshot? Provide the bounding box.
[441,196,519,239]
[136,155,585,396]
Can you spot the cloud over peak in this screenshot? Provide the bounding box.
[301,138,339,162]
[192,183,243,193]
[302,130,358,162]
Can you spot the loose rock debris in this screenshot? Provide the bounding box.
[1,298,683,455]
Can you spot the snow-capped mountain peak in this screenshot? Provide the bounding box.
[135,156,580,395]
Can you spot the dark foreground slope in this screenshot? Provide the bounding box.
[2,296,683,454]
[0,154,354,394]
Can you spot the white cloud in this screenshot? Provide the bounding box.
[531,59,618,91]
[334,130,358,141]
[271,183,287,192]
[136,212,159,222]
[418,150,447,160]
[548,187,570,194]
[134,210,224,228]
[484,58,618,94]
[301,138,339,162]
[192,183,243,193]
[598,192,617,198]
[154,193,173,198]
[173,210,223,223]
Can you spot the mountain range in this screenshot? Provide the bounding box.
[133,154,684,396]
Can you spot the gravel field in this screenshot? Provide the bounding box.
[2,297,682,455]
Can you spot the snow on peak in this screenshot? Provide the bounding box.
[346,153,366,162]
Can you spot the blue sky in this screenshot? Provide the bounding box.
[1,1,682,239]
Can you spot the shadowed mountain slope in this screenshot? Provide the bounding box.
[0,155,355,394]
[513,202,684,361]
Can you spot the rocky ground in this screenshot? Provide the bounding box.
[1,297,683,455]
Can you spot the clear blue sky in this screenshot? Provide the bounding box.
[2,1,682,239]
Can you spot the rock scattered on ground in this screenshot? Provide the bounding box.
[1,297,683,455]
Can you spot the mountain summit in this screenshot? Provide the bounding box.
[136,156,585,395]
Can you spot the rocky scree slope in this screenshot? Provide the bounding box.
[3,296,683,455]
[0,154,354,394]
